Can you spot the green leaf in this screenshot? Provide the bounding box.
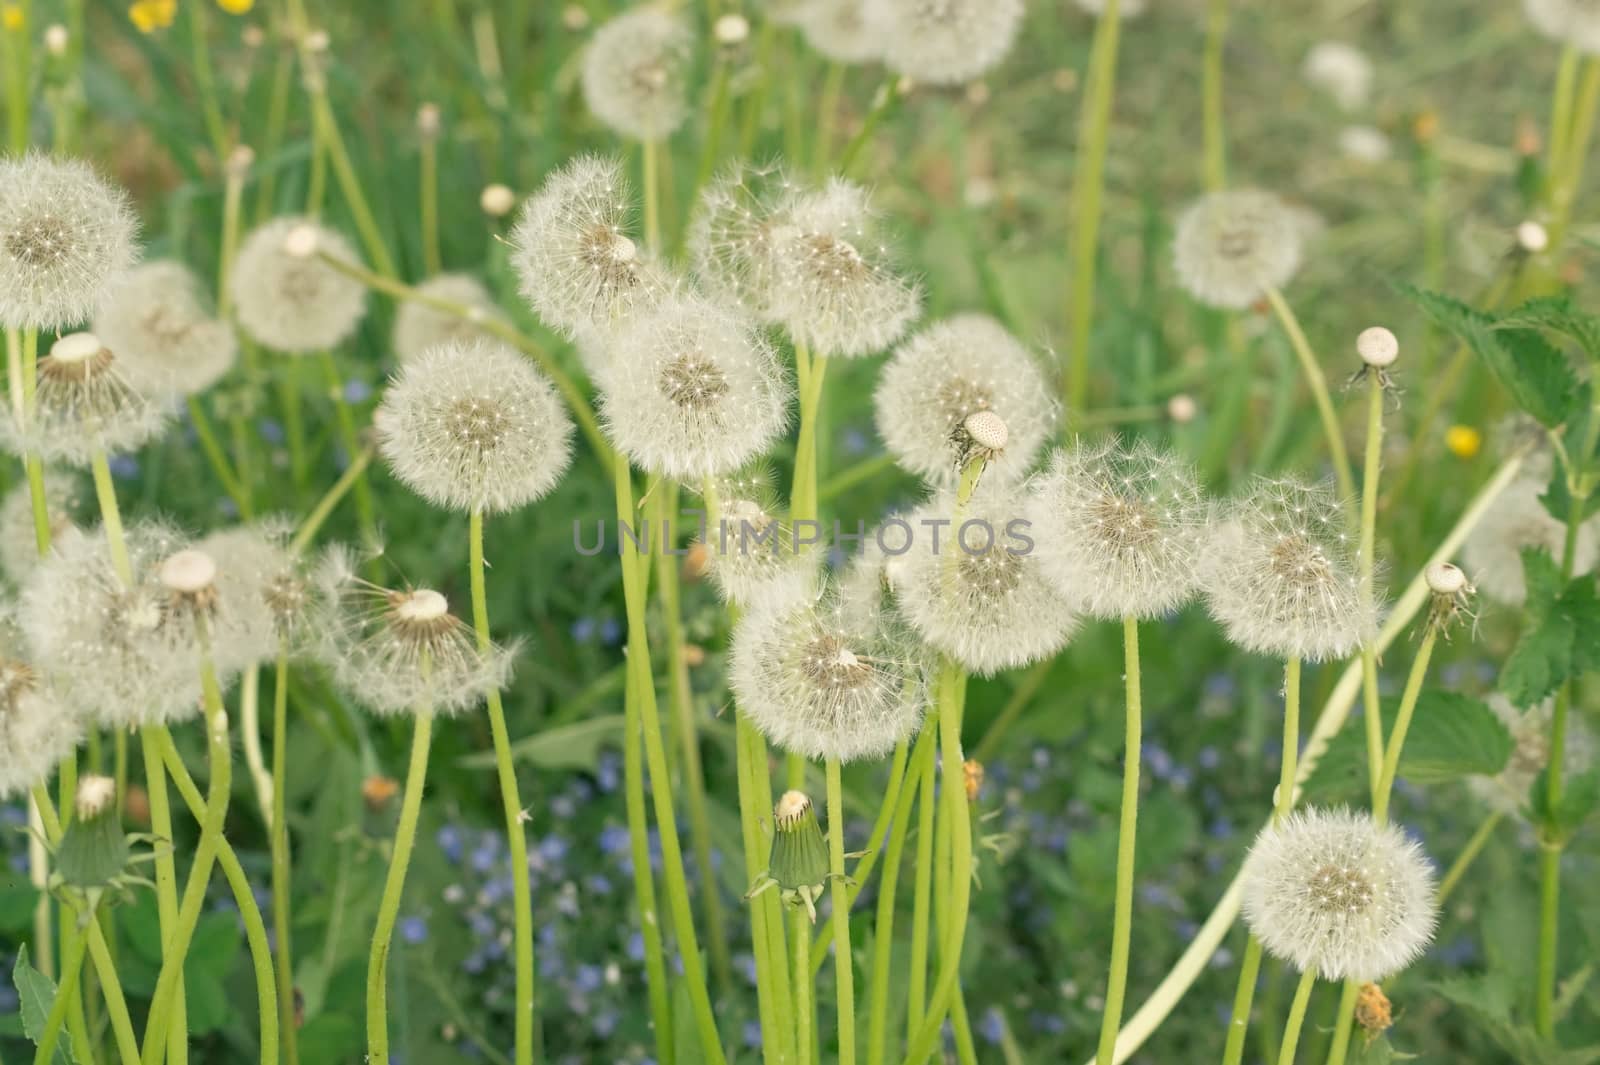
[1532,767,1600,840]
[1501,552,1576,708]
[11,945,76,1064]
[1393,691,1515,781]
[1555,965,1595,1024]
[460,713,625,770]
[1497,297,1600,360]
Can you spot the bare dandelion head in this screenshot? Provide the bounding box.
[1200,477,1375,662]
[2,332,169,467]
[92,259,237,396]
[1470,694,1597,819]
[377,338,575,514]
[599,293,791,481]
[874,314,1056,487]
[581,9,694,141]
[1241,807,1437,982]
[0,153,139,330]
[230,216,367,354]
[1027,440,1209,620]
[1173,189,1305,310]
[872,0,1024,85]
[392,274,507,365]
[1462,475,1599,604]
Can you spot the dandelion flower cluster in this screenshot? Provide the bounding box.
[0,475,82,585]
[315,551,515,716]
[377,339,575,514]
[1241,807,1437,982]
[92,259,237,396]
[392,274,507,364]
[1173,189,1306,310]
[1470,694,1597,818]
[874,314,1055,487]
[2,332,168,466]
[0,154,139,329]
[599,293,791,481]
[893,482,1079,675]
[581,9,694,141]
[0,610,85,799]
[1201,477,1374,662]
[510,156,674,340]
[1027,440,1208,620]
[1525,0,1600,55]
[230,217,367,353]
[1462,474,1598,604]
[873,0,1024,86]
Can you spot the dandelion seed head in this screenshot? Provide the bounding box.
[581,9,694,141]
[92,260,237,397]
[2,332,168,466]
[480,184,517,217]
[687,161,802,320]
[714,12,751,44]
[1462,475,1599,604]
[0,474,83,587]
[1525,0,1600,55]
[1302,41,1373,110]
[802,0,882,65]
[1470,694,1597,819]
[377,339,575,514]
[1517,219,1550,253]
[195,521,310,663]
[874,314,1055,487]
[873,0,1023,85]
[393,275,506,365]
[1241,807,1437,982]
[702,484,820,609]
[0,154,139,330]
[1027,440,1209,620]
[0,607,85,799]
[231,217,367,354]
[1173,189,1305,310]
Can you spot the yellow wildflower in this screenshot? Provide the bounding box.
[129,0,177,33]
[217,0,254,13]
[1445,425,1482,460]
[2,5,24,31]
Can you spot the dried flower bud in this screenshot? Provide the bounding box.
[1517,220,1549,254]
[714,12,749,45]
[417,103,442,139]
[1356,326,1398,369]
[363,774,400,811]
[480,183,516,217]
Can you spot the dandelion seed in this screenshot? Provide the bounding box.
[874,314,1055,487]
[2,332,169,467]
[0,153,139,330]
[581,9,694,141]
[1241,807,1437,982]
[1462,474,1599,604]
[873,0,1023,85]
[393,275,507,365]
[1172,189,1306,310]
[92,260,237,397]
[230,217,367,354]
[0,606,85,799]
[376,339,575,515]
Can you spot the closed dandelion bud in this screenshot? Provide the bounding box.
[1526,0,1600,54]
[1200,477,1374,663]
[768,178,920,358]
[315,551,515,716]
[0,474,82,586]
[1027,440,1209,620]
[894,481,1080,676]
[376,338,575,514]
[56,775,129,891]
[3,332,169,466]
[0,154,139,330]
[768,791,831,921]
[874,314,1056,487]
[1470,694,1596,819]
[873,0,1023,86]
[1354,983,1393,1040]
[0,614,84,799]
[801,0,881,65]
[92,260,237,397]
[599,293,791,481]
[687,161,800,320]
[392,274,507,365]
[581,9,694,141]
[1241,807,1437,982]
[1172,189,1306,310]
[230,217,367,353]
[1462,475,1600,604]
[509,156,674,340]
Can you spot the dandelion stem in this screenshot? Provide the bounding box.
[624,642,677,1065]
[970,659,1053,765]
[89,449,133,586]
[32,903,88,1065]
[790,345,828,526]
[185,395,251,514]
[186,0,230,163]
[1201,0,1229,191]
[318,351,380,556]
[826,756,858,1065]
[814,62,846,177]
[469,508,540,1065]
[1549,58,1600,246]
[307,89,397,278]
[867,731,932,1065]
[906,713,937,1045]
[1372,629,1438,823]
[288,444,375,555]
[1095,616,1142,1065]
[1358,372,1386,809]
[137,729,187,1065]
[365,709,434,1064]
[240,666,272,827]
[420,131,442,276]
[2,5,29,153]
[839,77,902,176]
[793,904,814,1065]
[270,650,300,1065]
[1549,46,1580,180]
[1437,810,1503,906]
[1263,287,1356,505]
[1275,969,1318,1065]
[1322,981,1360,1065]
[643,139,662,251]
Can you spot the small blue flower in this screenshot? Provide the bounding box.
[399,916,428,944]
[627,931,645,962]
[571,617,598,642]
[574,964,604,993]
[436,824,464,864]
[344,379,372,404]
[109,455,139,479]
[743,1020,763,1048]
[978,1007,1005,1046]
[258,418,285,445]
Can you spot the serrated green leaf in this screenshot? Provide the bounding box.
[1497,297,1600,359]
[1501,551,1575,708]
[1554,964,1595,1024]
[461,713,625,770]
[11,945,76,1064]
[1395,691,1516,781]
[1533,767,1600,840]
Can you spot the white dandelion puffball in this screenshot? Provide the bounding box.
[1525,0,1600,55]
[893,481,1079,675]
[703,493,821,610]
[2,332,169,467]
[1027,440,1209,620]
[0,614,85,799]
[315,551,515,717]
[768,178,921,358]
[802,0,883,65]
[393,274,507,365]
[230,217,367,353]
[1339,125,1391,164]
[1462,475,1599,605]
[0,154,139,330]
[874,314,1056,487]
[195,522,312,665]
[1303,41,1373,111]
[687,160,801,320]
[599,293,791,481]
[873,0,1024,85]
[1241,807,1437,982]
[510,155,675,340]
[0,474,82,586]
[92,259,237,397]
[1200,477,1374,663]
[377,339,575,515]
[731,576,928,762]
[1470,694,1597,818]
[1173,189,1306,310]
[581,9,694,141]
[20,522,205,728]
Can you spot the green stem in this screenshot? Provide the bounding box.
[1275,969,1318,1065]
[469,509,538,1065]
[270,651,300,1065]
[906,710,937,1045]
[793,905,813,1065]
[1437,810,1503,906]
[1372,629,1438,823]
[867,732,933,1065]
[1263,288,1356,505]
[84,918,141,1065]
[813,62,845,177]
[3,3,30,152]
[138,729,187,1065]
[277,359,310,494]
[790,345,827,526]
[1549,58,1600,246]
[819,453,896,503]
[89,450,133,585]
[1358,373,1386,808]
[33,917,88,1065]
[838,77,902,176]
[1095,616,1142,1065]
[826,756,857,1065]
[366,710,434,1064]
[318,351,379,554]
[288,445,375,555]
[1322,980,1360,1065]
[1065,0,1123,412]
[1201,0,1228,191]
[307,89,397,277]
[1221,937,1265,1065]
[643,139,662,251]
[624,641,676,1065]
[421,132,442,276]
[186,394,251,513]
[254,46,293,221]
[186,0,230,162]
[1549,47,1579,180]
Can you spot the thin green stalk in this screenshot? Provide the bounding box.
[826,757,857,1065]
[906,712,937,1045]
[3,4,29,152]
[421,131,442,275]
[254,46,293,221]
[838,78,902,176]
[318,351,379,554]
[1372,630,1438,823]
[186,0,230,161]
[971,660,1053,765]
[288,445,375,555]
[1358,373,1386,808]
[1549,58,1600,245]
[138,729,187,1065]
[366,710,434,1064]
[270,651,299,1065]
[868,732,933,1065]
[791,346,828,527]
[813,62,846,177]
[277,359,310,493]
[643,140,662,250]
[469,509,539,1065]
[624,650,675,1065]
[186,394,251,512]
[1201,0,1228,190]
[693,59,735,196]
[33,913,88,1065]
[89,450,132,585]
[1437,810,1504,906]
[1263,288,1356,505]
[307,89,397,277]
[1276,969,1318,1065]
[1065,0,1123,412]
[793,906,814,1065]
[1549,47,1580,179]
[1322,981,1360,1065]
[1095,616,1142,1065]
